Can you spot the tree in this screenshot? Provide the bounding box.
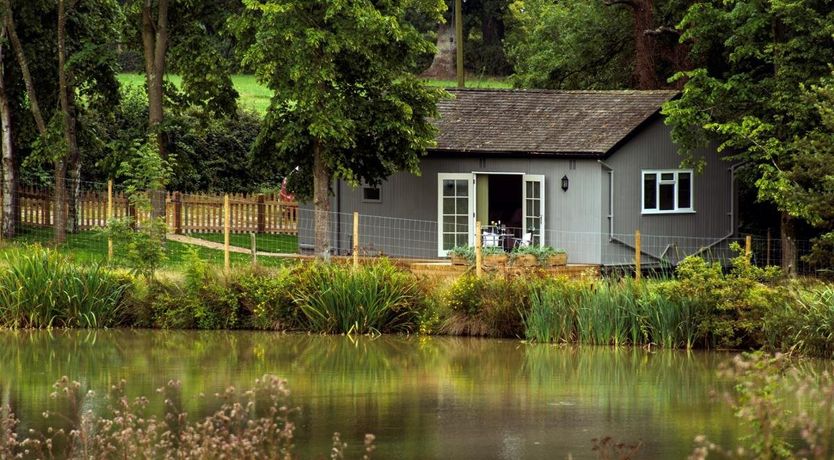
[506,0,691,89]
[233,0,446,257]
[662,0,834,273]
[0,23,13,238]
[506,0,633,89]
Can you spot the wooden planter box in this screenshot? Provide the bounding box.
[450,255,469,266]
[543,253,568,267]
[512,254,538,267]
[484,254,509,267]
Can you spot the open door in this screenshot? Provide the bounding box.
[438,173,474,257]
[523,175,545,246]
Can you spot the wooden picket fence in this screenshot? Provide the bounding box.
[16,186,298,235]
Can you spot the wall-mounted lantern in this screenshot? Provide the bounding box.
[561,175,569,192]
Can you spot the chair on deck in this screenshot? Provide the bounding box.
[513,232,533,248]
[482,231,501,248]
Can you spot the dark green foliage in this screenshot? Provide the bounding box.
[663,0,834,257]
[505,0,633,89]
[232,0,446,198]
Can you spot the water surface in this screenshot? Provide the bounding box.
[0,330,743,459]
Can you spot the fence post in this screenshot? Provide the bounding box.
[257,194,266,233]
[745,234,752,260]
[475,221,482,278]
[224,194,230,273]
[251,232,257,266]
[173,192,182,235]
[634,230,641,282]
[766,228,772,266]
[107,180,113,262]
[353,211,359,269]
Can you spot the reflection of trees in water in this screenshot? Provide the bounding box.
[0,331,800,459]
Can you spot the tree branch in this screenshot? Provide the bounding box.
[645,25,680,36]
[603,0,637,8]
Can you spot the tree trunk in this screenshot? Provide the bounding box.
[58,0,80,234]
[142,0,169,160]
[53,0,75,244]
[780,211,797,276]
[632,0,658,89]
[0,25,15,238]
[312,139,331,259]
[2,0,47,135]
[421,23,456,79]
[142,0,169,219]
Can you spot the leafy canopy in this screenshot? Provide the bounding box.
[662,0,834,238]
[231,0,447,197]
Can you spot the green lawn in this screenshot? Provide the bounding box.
[118,73,273,114]
[3,227,291,269]
[117,73,511,115]
[190,232,298,254]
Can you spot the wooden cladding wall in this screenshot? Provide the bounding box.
[16,187,298,235]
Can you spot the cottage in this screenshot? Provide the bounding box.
[299,89,737,266]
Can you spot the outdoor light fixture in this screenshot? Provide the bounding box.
[561,175,569,192]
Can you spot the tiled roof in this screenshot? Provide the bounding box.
[432,89,678,156]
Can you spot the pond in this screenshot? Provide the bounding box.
[1,330,743,459]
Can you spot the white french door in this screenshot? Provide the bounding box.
[523,175,545,246]
[437,173,475,257]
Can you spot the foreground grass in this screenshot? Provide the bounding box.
[4,227,289,269]
[117,73,511,114]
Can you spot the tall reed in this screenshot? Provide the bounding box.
[0,247,129,328]
[293,260,420,334]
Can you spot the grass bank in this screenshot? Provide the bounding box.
[1,245,832,358]
[3,227,293,269]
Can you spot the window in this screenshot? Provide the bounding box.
[362,186,381,203]
[642,170,694,214]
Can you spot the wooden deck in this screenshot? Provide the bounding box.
[408,262,600,280]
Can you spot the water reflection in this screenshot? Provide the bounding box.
[0,330,743,459]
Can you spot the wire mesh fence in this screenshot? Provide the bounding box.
[0,177,827,276]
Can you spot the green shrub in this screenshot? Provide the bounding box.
[0,246,129,328]
[293,260,422,334]
[231,265,298,330]
[443,274,528,337]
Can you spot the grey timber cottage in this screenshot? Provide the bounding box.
[299,89,737,266]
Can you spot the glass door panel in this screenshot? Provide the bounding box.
[522,175,545,246]
[438,174,473,256]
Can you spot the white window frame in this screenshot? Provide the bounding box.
[361,185,382,203]
[641,169,695,214]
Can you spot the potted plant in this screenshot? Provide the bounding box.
[511,245,538,267]
[543,247,568,267]
[482,246,509,267]
[448,246,474,265]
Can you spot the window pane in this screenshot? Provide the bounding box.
[443,180,455,197]
[456,234,468,247]
[526,181,533,197]
[456,198,467,214]
[456,216,468,231]
[659,183,675,210]
[443,234,455,250]
[678,173,691,209]
[363,187,380,201]
[455,180,468,196]
[443,198,454,214]
[643,174,657,209]
[443,218,455,233]
[661,173,674,181]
